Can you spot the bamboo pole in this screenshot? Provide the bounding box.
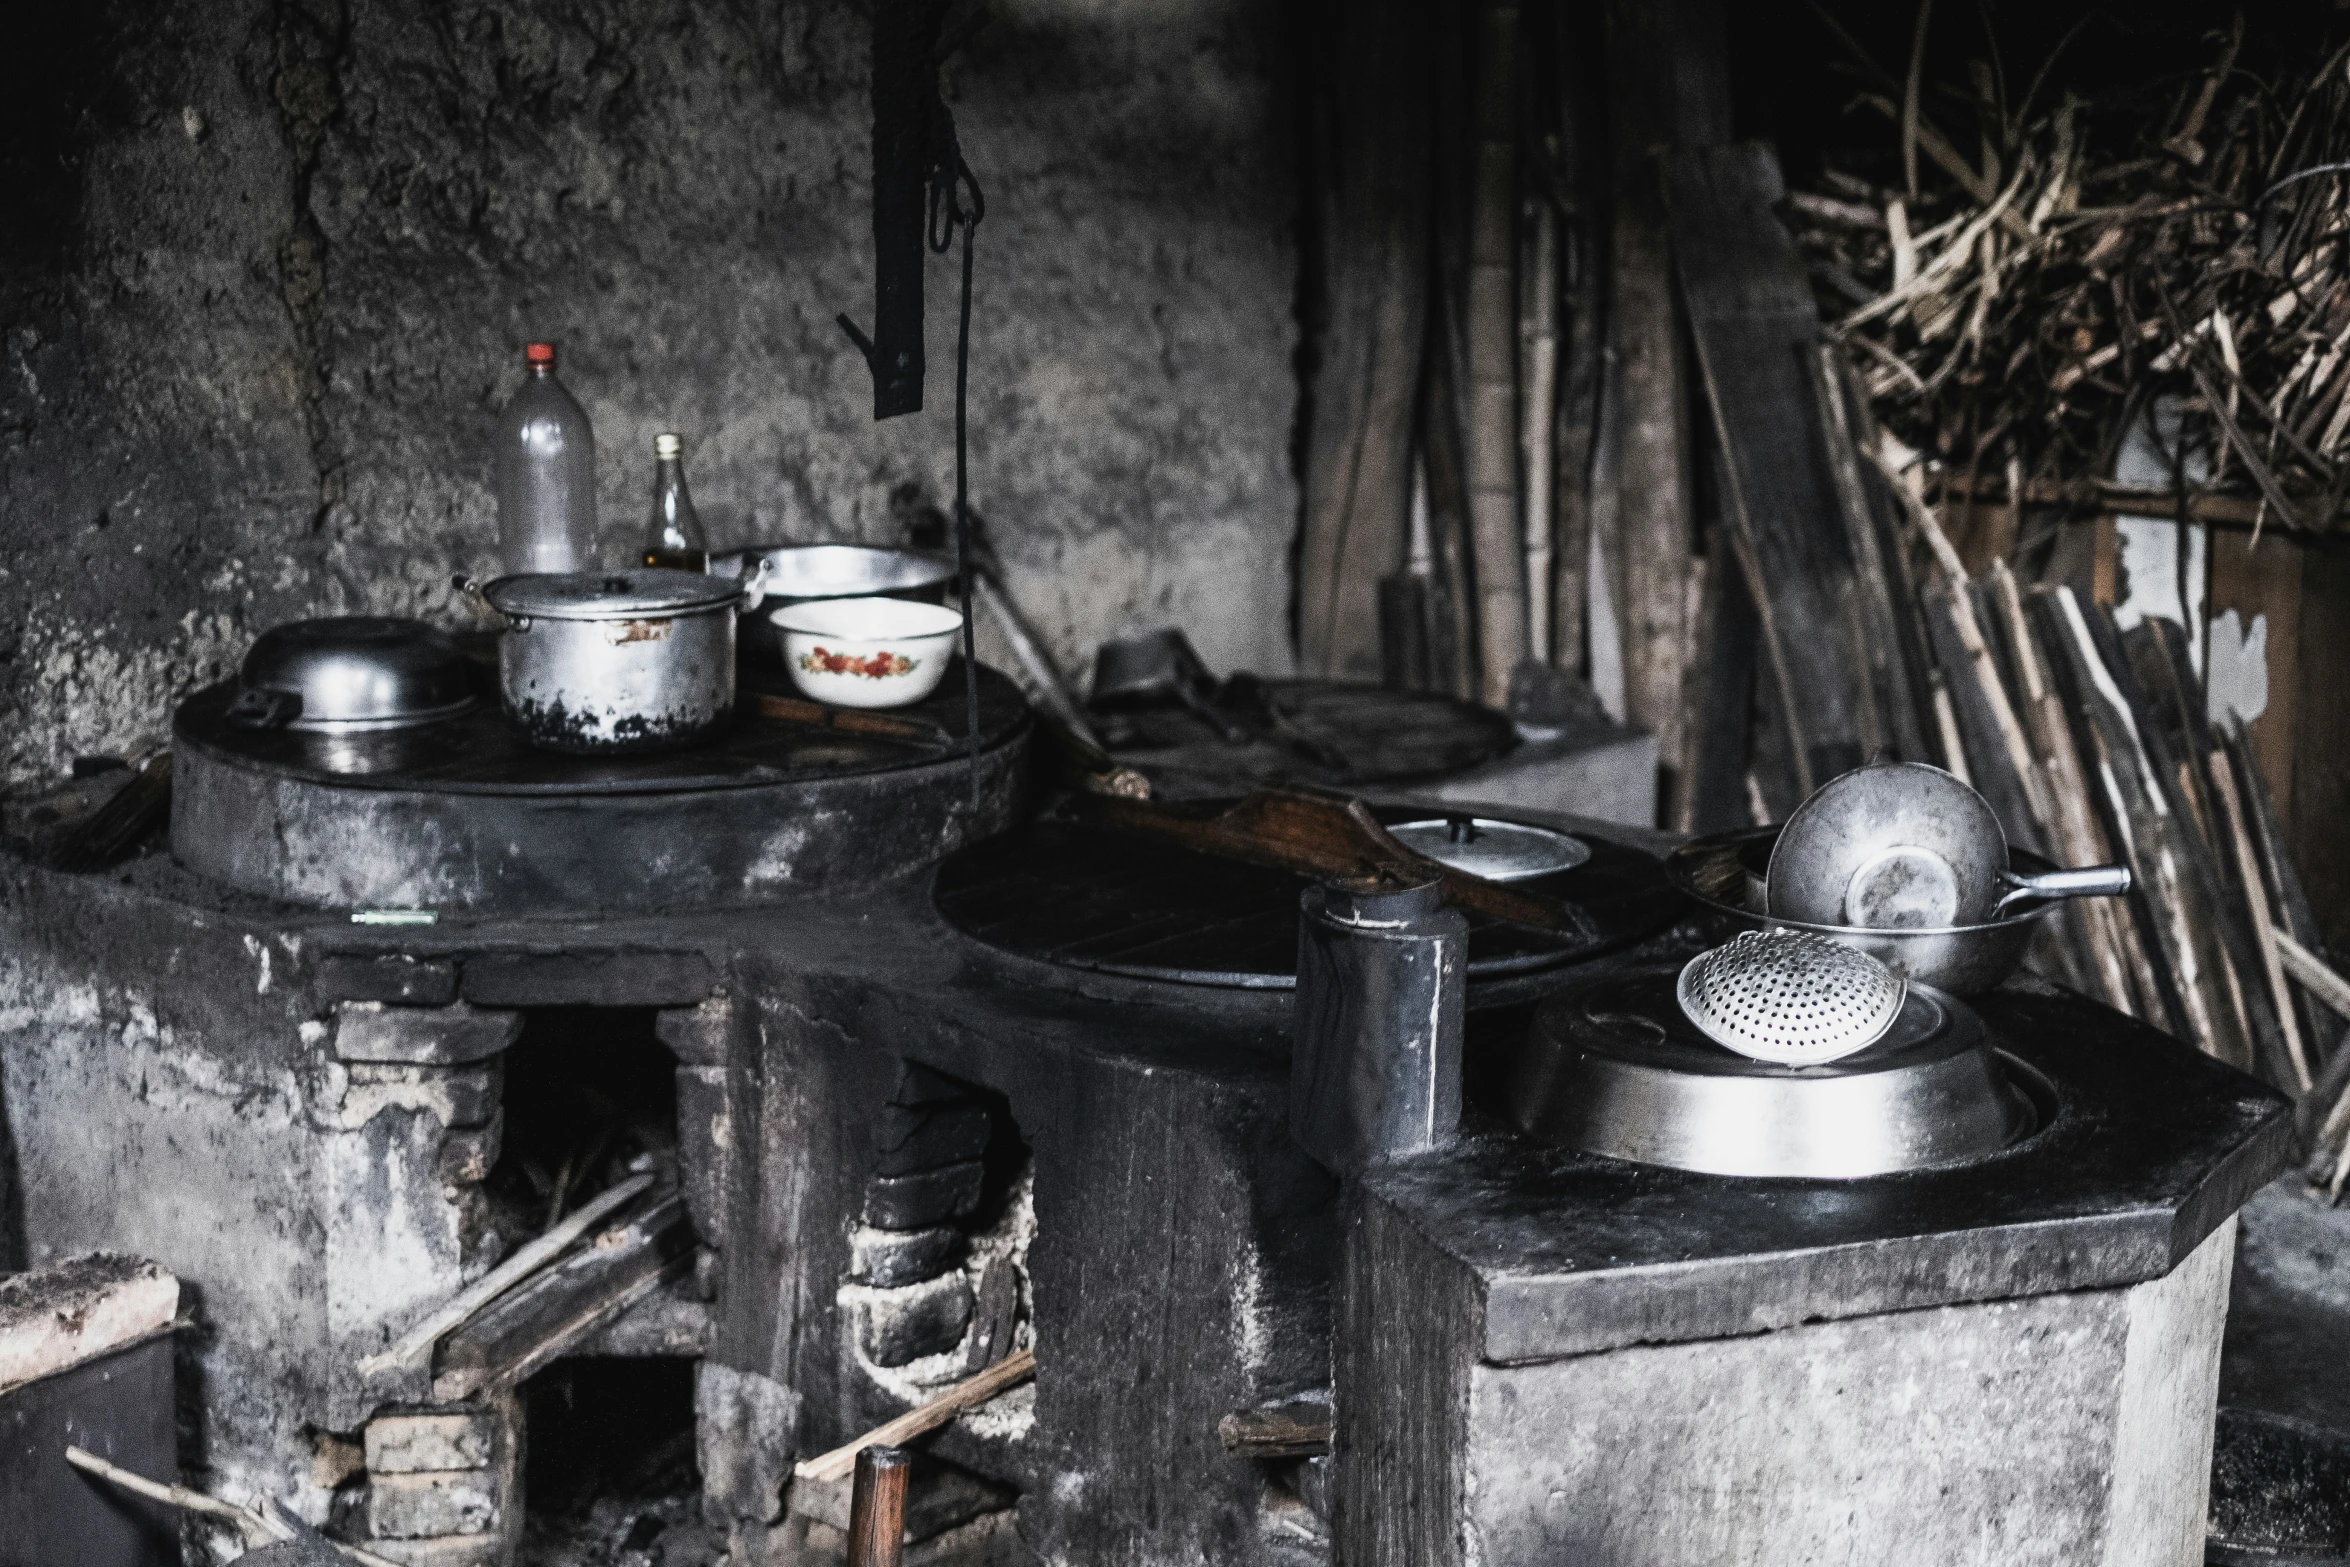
[795,1349,1036,1485]
[1464,2,1526,707]
[1520,196,1560,666]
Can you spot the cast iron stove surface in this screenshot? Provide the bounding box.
[1513,970,2036,1178]
[931,804,1681,988]
[170,661,1032,912]
[174,661,1026,794]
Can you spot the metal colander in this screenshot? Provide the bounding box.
[1675,929,1908,1065]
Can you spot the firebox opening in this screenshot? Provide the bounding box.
[520,1356,709,1562]
[484,1007,679,1250]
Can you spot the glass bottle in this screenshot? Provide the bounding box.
[642,433,709,571]
[493,341,598,574]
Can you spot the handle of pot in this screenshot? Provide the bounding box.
[452,574,528,632]
[224,687,303,731]
[1992,864,2133,918]
[736,556,775,614]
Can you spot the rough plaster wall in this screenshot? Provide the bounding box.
[0,0,1298,785]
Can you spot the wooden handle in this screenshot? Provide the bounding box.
[848,1446,912,1567]
[1067,787,1597,940]
[795,1348,1035,1484]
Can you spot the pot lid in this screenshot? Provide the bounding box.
[239,616,475,729]
[482,569,740,620]
[1388,817,1592,882]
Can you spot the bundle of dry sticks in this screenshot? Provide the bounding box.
[1794,8,2350,536]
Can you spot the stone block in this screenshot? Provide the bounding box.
[435,1112,503,1186]
[359,1535,507,1567]
[675,1065,732,1247]
[864,1162,985,1230]
[655,994,733,1065]
[364,1469,499,1539]
[365,1410,498,1474]
[0,1253,178,1388]
[317,954,460,1007]
[698,1361,801,1527]
[849,1272,973,1368]
[851,1224,963,1288]
[334,1003,519,1066]
[461,950,713,1009]
[874,1105,993,1177]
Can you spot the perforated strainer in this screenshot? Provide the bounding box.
[1675,929,1909,1065]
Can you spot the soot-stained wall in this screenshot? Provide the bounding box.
[0,0,1297,784]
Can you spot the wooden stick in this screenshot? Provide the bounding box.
[357,1173,653,1378]
[65,1447,402,1567]
[795,1349,1035,1485]
[848,1446,913,1567]
[1464,1,1527,706]
[2278,931,2350,1022]
[1520,196,1560,665]
[2210,752,2314,1090]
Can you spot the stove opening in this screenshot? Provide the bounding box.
[520,1356,714,1563]
[484,1007,679,1241]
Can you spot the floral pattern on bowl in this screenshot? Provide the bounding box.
[799,647,918,680]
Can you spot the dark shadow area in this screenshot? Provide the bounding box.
[483,1007,678,1255]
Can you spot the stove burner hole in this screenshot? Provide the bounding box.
[485,1008,680,1248]
[520,1356,715,1564]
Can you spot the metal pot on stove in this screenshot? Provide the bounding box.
[460,567,770,754]
[226,616,477,732]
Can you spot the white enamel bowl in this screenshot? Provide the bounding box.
[770,596,963,709]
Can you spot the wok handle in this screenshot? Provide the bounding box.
[1992,864,2133,917]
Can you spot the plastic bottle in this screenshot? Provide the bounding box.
[641,433,709,571]
[494,341,598,574]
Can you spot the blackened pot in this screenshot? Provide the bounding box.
[476,569,761,754]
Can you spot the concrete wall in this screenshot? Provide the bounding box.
[0,0,1299,785]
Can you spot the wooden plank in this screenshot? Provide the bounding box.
[1296,0,1434,680]
[1669,141,1873,788]
[432,1194,693,1403]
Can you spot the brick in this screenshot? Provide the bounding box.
[863,1162,985,1230]
[334,1003,520,1066]
[360,1536,506,1567]
[340,1062,500,1130]
[849,1272,972,1367]
[364,1470,499,1538]
[654,994,732,1065]
[461,950,713,1008]
[850,1224,963,1288]
[317,954,460,1007]
[365,1410,499,1474]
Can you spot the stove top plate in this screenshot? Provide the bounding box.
[1511,970,2038,1178]
[931,806,1682,989]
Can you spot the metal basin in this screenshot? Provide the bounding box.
[1668,825,2058,994]
[1510,969,2040,1179]
[707,545,954,660]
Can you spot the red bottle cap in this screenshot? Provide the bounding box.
[525,342,556,365]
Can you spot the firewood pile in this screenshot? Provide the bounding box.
[1793,9,2350,534]
[1781,8,2350,1192]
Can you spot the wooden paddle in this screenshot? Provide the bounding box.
[1064,786,1598,940]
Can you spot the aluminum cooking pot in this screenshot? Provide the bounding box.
[226,617,476,732]
[1667,825,2070,995]
[706,545,954,660]
[463,568,768,754]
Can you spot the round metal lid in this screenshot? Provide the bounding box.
[1510,970,2038,1179]
[1387,816,1593,882]
[482,569,741,620]
[709,544,955,602]
[238,616,475,730]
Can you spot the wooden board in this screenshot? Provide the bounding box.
[1668,141,1875,791]
[2207,529,2306,823]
